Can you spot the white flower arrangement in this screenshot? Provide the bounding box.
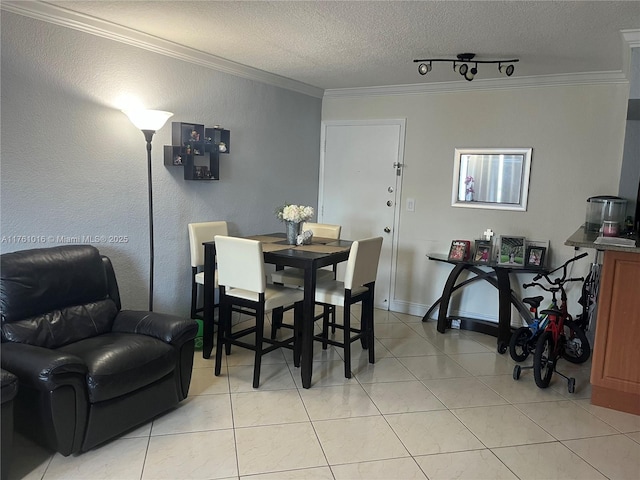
[275,204,314,223]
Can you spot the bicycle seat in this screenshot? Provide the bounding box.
[540,308,562,317]
[522,296,544,309]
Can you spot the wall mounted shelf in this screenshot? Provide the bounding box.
[164,122,230,181]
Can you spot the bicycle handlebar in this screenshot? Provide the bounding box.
[523,277,584,292]
[526,252,588,289]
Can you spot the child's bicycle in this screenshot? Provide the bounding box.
[508,295,546,362]
[512,252,591,393]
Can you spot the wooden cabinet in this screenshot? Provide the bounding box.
[590,250,640,415]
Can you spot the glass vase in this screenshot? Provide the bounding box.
[285,221,301,245]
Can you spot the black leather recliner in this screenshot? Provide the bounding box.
[0,245,198,456]
[1,368,18,479]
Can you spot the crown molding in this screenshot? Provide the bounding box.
[621,29,640,79]
[622,29,640,49]
[323,71,629,98]
[1,0,325,98]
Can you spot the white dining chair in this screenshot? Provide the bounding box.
[213,235,305,388]
[270,222,342,285]
[313,236,383,378]
[270,222,342,339]
[188,221,228,321]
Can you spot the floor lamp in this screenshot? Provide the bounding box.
[123,109,173,311]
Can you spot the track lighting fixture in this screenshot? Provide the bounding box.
[414,53,519,81]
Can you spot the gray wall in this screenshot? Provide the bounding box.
[1,12,322,315]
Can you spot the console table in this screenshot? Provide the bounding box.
[423,253,545,353]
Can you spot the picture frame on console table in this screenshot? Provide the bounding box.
[525,240,549,268]
[448,240,471,262]
[473,240,493,263]
[525,245,546,267]
[498,236,525,266]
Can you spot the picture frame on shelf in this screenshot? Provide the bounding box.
[498,236,526,266]
[473,240,493,263]
[448,240,471,262]
[525,245,546,267]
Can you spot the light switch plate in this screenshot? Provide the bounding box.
[407,198,415,212]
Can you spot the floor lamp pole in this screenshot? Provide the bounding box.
[123,109,173,312]
[142,129,155,312]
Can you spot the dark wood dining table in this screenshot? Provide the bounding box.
[202,233,352,388]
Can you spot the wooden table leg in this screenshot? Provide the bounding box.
[301,265,317,388]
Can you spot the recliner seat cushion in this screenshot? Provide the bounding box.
[58,333,176,403]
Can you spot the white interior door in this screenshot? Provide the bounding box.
[319,120,405,310]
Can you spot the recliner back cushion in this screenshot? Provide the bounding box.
[1,300,119,348]
[1,245,118,347]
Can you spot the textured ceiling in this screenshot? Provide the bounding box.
[27,1,640,89]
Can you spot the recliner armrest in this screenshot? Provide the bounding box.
[0,342,87,390]
[112,310,198,346]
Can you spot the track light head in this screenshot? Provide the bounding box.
[458,63,469,76]
[499,63,515,77]
[464,66,477,81]
[418,62,432,75]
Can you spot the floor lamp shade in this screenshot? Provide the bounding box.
[123,109,173,311]
[123,109,173,131]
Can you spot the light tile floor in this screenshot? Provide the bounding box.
[8,309,640,480]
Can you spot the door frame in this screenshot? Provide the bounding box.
[318,119,406,310]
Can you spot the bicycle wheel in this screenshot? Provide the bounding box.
[509,326,532,362]
[513,364,522,380]
[562,320,591,364]
[533,331,555,388]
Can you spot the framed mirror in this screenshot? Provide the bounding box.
[452,147,532,211]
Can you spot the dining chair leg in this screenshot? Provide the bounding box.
[343,304,352,378]
[190,276,198,319]
[214,298,229,377]
[365,293,375,364]
[253,304,266,388]
[270,306,283,339]
[329,305,336,334]
[321,306,330,350]
[360,303,369,350]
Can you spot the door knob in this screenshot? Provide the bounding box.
[387,201,393,207]
[384,227,391,233]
